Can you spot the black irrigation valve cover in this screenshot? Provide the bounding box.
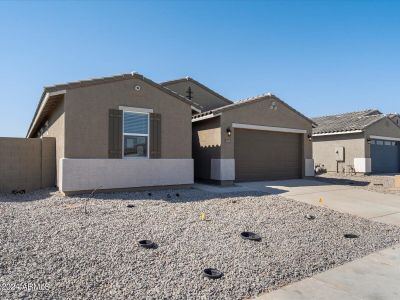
[344,233,359,239]
[240,231,262,242]
[203,268,223,279]
[138,240,156,249]
[305,214,316,220]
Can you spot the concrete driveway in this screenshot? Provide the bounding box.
[236,179,400,300]
[238,179,400,226]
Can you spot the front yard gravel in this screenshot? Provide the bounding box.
[1,188,399,299]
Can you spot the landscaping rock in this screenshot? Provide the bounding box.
[0,188,399,299]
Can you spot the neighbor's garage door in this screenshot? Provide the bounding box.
[234,129,302,181]
[371,139,400,173]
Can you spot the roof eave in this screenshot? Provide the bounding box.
[26,89,66,138]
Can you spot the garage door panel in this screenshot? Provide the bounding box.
[235,129,302,181]
[371,140,400,173]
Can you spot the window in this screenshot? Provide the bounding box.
[376,140,384,145]
[123,111,149,158]
[384,141,392,146]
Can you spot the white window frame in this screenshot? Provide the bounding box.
[121,108,152,159]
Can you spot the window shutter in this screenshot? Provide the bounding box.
[108,109,123,158]
[150,113,161,158]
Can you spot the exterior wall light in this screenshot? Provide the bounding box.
[307,134,312,141]
[226,128,231,137]
[366,138,371,144]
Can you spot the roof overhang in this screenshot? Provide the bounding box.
[369,135,400,142]
[312,130,363,137]
[192,112,221,122]
[26,90,66,138]
[232,123,307,134]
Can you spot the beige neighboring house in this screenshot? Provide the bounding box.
[176,87,315,184]
[312,109,400,174]
[27,73,200,195]
[389,113,400,127]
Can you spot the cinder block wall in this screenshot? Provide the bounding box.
[0,137,56,193]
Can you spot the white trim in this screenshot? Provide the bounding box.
[305,159,315,176]
[27,90,67,137]
[369,135,400,142]
[119,106,153,113]
[122,110,150,159]
[59,158,194,192]
[312,130,363,137]
[354,158,372,173]
[210,159,235,180]
[232,123,307,134]
[191,106,201,113]
[192,113,221,122]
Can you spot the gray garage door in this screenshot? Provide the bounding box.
[234,129,302,181]
[371,139,400,173]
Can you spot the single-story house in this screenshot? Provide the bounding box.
[26,73,200,195]
[186,92,315,184]
[312,109,400,174]
[24,72,315,194]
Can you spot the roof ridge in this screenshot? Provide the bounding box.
[161,76,232,104]
[312,108,379,120]
[233,92,273,103]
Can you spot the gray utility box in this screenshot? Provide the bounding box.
[335,146,344,161]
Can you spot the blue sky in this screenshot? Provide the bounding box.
[0,0,399,137]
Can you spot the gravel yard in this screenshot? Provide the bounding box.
[317,173,400,195]
[1,188,400,300]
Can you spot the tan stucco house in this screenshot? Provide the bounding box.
[27,73,200,195]
[312,109,400,174]
[25,73,316,194]
[162,77,315,185]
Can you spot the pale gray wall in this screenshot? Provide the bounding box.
[0,137,56,193]
[60,158,193,194]
[312,133,365,172]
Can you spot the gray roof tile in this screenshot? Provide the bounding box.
[312,109,384,134]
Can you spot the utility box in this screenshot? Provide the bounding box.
[335,146,344,161]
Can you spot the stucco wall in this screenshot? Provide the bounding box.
[312,133,365,172]
[60,158,193,194]
[64,78,192,159]
[0,137,56,192]
[164,80,230,111]
[192,117,221,179]
[365,117,400,157]
[219,98,313,177]
[43,99,65,186]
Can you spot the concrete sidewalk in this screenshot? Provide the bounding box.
[257,244,400,300]
[237,179,400,300]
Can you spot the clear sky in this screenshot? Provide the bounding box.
[0,0,399,137]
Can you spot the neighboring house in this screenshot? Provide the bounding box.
[389,113,400,127]
[312,109,400,174]
[27,73,199,195]
[188,93,315,184]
